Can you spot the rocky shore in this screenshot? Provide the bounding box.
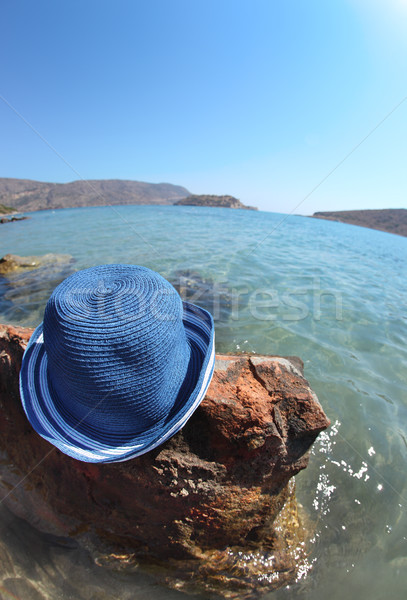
[175,194,258,210]
[0,324,329,598]
[0,215,28,224]
[311,208,407,237]
[0,203,28,224]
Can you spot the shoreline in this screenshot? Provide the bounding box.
[310,208,407,238]
[0,212,29,224]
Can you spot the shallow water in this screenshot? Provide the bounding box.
[1,205,407,599]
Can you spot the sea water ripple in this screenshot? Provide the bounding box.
[0,205,406,600]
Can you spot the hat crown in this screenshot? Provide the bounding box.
[43,265,190,440]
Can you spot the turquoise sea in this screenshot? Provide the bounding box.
[1,205,407,600]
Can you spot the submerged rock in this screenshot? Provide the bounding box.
[0,324,330,598]
[0,253,74,275]
[0,254,76,326]
[172,269,238,325]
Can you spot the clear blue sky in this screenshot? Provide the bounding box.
[1,0,406,214]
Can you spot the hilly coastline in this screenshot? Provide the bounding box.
[175,194,257,210]
[0,178,190,213]
[0,179,259,214]
[312,209,407,237]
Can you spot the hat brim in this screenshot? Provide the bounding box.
[19,301,215,463]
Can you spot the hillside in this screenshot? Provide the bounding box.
[312,209,407,237]
[0,178,190,212]
[0,204,15,215]
[175,194,257,210]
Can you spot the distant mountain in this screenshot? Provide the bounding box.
[311,209,407,237]
[0,178,190,212]
[175,194,257,210]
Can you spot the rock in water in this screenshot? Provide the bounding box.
[0,253,74,275]
[0,254,76,326]
[0,325,330,598]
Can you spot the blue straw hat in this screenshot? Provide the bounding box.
[19,264,215,463]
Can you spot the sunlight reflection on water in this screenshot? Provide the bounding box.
[1,206,407,599]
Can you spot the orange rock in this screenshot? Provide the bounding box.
[0,324,330,597]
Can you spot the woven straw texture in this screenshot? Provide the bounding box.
[19,265,215,463]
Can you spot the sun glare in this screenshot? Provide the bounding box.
[354,0,407,13]
[352,0,407,46]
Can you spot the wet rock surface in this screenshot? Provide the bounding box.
[0,324,330,598]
